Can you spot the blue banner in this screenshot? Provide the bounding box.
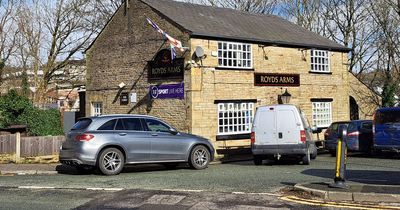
[150,83,184,99]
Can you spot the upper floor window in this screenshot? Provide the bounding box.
[310,49,330,72]
[218,42,252,69]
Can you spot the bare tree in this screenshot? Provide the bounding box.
[280,0,328,35]
[370,0,400,107]
[0,0,20,84]
[15,0,101,104]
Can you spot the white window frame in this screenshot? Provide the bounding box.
[217,102,254,135]
[312,101,332,128]
[217,42,252,69]
[310,49,330,72]
[92,102,103,116]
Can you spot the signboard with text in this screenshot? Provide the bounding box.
[120,92,129,105]
[150,83,184,99]
[254,73,300,86]
[148,49,184,80]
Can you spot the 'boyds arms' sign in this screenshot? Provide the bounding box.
[254,73,300,86]
[148,49,184,80]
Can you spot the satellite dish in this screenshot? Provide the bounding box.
[195,46,205,58]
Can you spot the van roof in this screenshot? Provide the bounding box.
[376,107,400,112]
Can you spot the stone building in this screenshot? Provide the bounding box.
[85,0,378,154]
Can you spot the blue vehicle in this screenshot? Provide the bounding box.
[324,121,350,156]
[373,107,400,154]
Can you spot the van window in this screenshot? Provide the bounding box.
[71,119,92,130]
[375,111,400,124]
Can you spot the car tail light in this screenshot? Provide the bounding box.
[75,134,94,141]
[300,130,306,143]
[251,132,255,144]
[347,131,359,137]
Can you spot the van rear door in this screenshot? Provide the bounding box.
[277,108,301,144]
[253,107,277,145]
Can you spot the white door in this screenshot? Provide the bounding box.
[254,108,277,145]
[277,109,301,144]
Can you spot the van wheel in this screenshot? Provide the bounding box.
[329,150,336,157]
[302,148,311,165]
[310,145,318,160]
[253,155,263,165]
[98,148,125,176]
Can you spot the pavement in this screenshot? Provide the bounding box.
[1,161,400,205]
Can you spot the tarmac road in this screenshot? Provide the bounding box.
[0,154,399,192]
[0,154,399,209]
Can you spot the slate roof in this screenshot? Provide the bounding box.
[141,0,350,52]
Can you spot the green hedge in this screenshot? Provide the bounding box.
[0,90,63,136]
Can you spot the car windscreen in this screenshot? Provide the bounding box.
[71,119,92,130]
[375,111,400,124]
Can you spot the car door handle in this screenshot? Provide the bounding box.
[151,133,158,136]
[118,133,127,136]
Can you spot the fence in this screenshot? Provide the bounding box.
[0,133,65,162]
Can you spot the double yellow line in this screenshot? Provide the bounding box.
[281,195,400,209]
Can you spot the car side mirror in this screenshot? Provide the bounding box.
[169,128,178,135]
[311,126,321,133]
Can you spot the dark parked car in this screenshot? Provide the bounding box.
[373,107,400,154]
[324,121,350,156]
[346,120,373,154]
[325,120,373,155]
[60,115,215,175]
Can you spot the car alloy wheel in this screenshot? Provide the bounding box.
[190,145,210,170]
[98,148,124,175]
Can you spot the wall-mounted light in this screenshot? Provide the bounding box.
[300,49,308,61]
[278,89,291,104]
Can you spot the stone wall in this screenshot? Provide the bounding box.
[85,0,190,131]
[188,39,350,148]
[349,74,380,119]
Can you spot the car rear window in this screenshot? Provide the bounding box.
[375,111,400,124]
[71,119,92,130]
[98,119,117,130]
[361,122,372,130]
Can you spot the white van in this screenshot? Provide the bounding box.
[251,104,317,165]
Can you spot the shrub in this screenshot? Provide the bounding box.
[0,90,63,136]
[17,108,64,136]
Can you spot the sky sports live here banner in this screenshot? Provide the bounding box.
[150,83,184,99]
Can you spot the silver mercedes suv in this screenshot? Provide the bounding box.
[59,114,214,175]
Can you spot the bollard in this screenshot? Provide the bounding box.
[329,125,348,189]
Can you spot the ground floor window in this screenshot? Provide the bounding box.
[312,101,332,127]
[217,102,254,135]
[92,102,103,116]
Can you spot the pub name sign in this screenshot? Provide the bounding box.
[148,49,184,80]
[254,73,300,86]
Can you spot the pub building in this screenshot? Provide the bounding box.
[85,0,378,156]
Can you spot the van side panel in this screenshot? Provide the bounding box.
[277,109,300,144]
[253,108,276,145]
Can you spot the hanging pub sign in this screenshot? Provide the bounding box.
[148,49,184,80]
[120,92,129,105]
[150,83,184,99]
[254,73,300,86]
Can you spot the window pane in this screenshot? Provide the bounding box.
[98,119,117,130]
[123,118,143,131]
[145,119,170,132]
